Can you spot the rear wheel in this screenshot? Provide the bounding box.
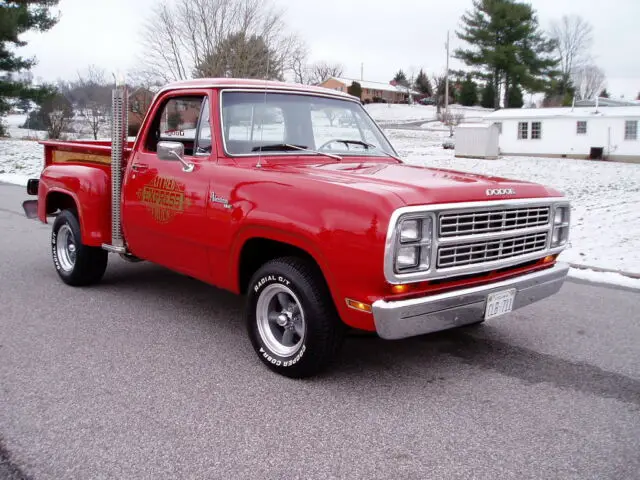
[246,257,344,378]
[51,210,108,286]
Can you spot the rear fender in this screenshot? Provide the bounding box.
[39,165,112,247]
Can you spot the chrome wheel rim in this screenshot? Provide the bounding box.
[56,224,77,272]
[256,283,306,357]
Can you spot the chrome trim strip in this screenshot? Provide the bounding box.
[373,262,569,340]
[158,82,357,100]
[437,224,551,245]
[383,198,570,284]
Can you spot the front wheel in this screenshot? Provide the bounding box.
[51,210,108,286]
[246,257,344,378]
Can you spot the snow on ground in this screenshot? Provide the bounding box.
[569,268,640,290]
[365,103,493,126]
[0,138,43,185]
[365,104,436,124]
[386,128,640,282]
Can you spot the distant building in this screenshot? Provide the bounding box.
[128,87,159,133]
[483,106,640,162]
[319,77,421,103]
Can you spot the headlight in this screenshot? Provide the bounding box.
[397,246,419,268]
[551,204,570,247]
[400,219,421,243]
[394,215,433,273]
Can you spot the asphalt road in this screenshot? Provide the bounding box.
[1,182,639,480]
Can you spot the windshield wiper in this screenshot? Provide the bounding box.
[252,143,342,161]
[329,139,403,162]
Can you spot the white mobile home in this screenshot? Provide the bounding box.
[484,106,640,162]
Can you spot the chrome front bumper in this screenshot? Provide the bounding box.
[372,262,569,340]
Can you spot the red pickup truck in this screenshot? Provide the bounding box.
[23,79,571,377]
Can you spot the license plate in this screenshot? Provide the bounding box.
[484,288,516,320]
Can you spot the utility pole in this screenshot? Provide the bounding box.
[445,30,450,113]
[361,62,364,81]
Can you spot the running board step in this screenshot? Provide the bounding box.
[102,244,127,254]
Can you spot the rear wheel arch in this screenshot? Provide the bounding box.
[46,191,83,238]
[46,191,78,215]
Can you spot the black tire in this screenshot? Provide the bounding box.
[51,209,108,286]
[246,257,344,378]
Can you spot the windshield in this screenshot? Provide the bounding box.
[220,91,397,157]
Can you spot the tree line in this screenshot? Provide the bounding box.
[386,1,613,110]
[454,0,609,108]
[1,0,637,138]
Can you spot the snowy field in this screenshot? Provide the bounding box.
[365,103,493,126]
[2,114,639,287]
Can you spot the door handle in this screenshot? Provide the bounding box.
[131,163,148,172]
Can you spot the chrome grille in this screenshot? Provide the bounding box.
[437,232,548,269]
[439,207,550,237]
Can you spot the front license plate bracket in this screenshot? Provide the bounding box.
[484,288,517,320]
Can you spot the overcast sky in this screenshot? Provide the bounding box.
[17,0,640,99]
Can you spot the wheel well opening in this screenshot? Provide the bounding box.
[238,238,320,294]
[46,192,77,216]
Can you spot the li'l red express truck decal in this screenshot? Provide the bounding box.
[136,175,191,224]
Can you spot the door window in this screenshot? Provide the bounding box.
[145,95,211,156]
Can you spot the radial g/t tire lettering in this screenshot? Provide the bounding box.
[246,257,345,378]
[51,209,108,286]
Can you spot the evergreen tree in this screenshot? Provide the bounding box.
[507,85,524,108]
[480,82,496,109]
[636,92,640,101]
[17,98,31,113]
[347,81,362,100]
[455,0,557,109]
[0,1,60,136]
[414,69,432,96]
[459,76,478,106]
[393,69,409,87]
[600,88,610,98]
[543,76,575,107]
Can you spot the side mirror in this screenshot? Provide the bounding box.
[157,141,194,173]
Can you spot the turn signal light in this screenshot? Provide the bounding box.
[543,255,557,264]
[345,299,372,313]
[391,284,409,294]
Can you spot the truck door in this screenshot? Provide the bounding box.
[122,91,214,280]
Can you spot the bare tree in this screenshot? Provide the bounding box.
[572,64,606,100]
[288,40,309,84]
[550,15,594,81]
[139,0,305,83]
[308,61,344,85]
[438,111,465,137]
[44,94,74,140]
[74,66,111,140]
[432,74,447,113]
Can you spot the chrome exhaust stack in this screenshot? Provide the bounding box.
[102,76,128,254]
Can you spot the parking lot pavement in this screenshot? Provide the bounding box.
[1,182,639,480]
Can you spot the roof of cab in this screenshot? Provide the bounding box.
[157,78,358,100]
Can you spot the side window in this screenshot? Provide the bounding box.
[195,97,212,155]
[531,121,542,139]
[517,122,528,140]
[145,95,205,155]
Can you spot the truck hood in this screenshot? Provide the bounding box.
[277,160,563,205]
